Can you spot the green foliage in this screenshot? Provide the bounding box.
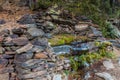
[69,41,114,71]
[48,34,88,46]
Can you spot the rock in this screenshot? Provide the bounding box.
[44,33,52,38]
[15,51,33,62]
[45,63,55,68]
[2,54,14,59]
[12,37,28,46]
[32,38,48,46]
[57,66,63,71]
[84,72,91,80]
[10,34,19,38]
[34,52,48,59]
[53,45,72,55]
[0,66,14,73]
[0,59,8,68]
[53,74,62,80]
[43,21,56,31]
[95,72,114,80]
[12,28,24,35]
[16,59,43,69]
[103,60,114,70]
[32,45,44,53]
[5,51,16,54]
[75,23,89,31]
[0,73,9,80]
[90,26,102,37]
[32,66,44,72]
[16,66,31,74]
[17,14,35,24]
[0,47,4,54]
[18,70,47,79]
[25,24,37,29]
[27,27,45,37]
[0,36,4,43]
[16,43,33,54]
[0,19,5,24]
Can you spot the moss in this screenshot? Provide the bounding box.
[48,34,89,46]
[48,34,75,46]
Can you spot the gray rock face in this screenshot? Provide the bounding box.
[90,26,102,37]
[18,70,47,79]
[12,37,29,46]
[53,45,72,55]
[15,52,33,62]
[16,43,33,54]
[0,59,8,68]
[27,28,45,37]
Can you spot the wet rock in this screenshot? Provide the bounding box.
[27,27,45,37]
[12,37,28,46]
[0,59,8,68]
[103,60,114,70]
[17,14,35,24]
[109,40,120,48]
[57,66,63,71]
[71,42,90,54]
[16,43,33,54]
[63,64,70,69]
[75,23,89,31]
[34,52,48,59]
[84,72,91,80]
[45,63,55,68]
[95,72,114,80]
[53,45,72,55]
[12,28,24,35]
[0,29,10,37]
[18,70,47,79]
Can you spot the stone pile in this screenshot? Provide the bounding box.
[0,25,71,80]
